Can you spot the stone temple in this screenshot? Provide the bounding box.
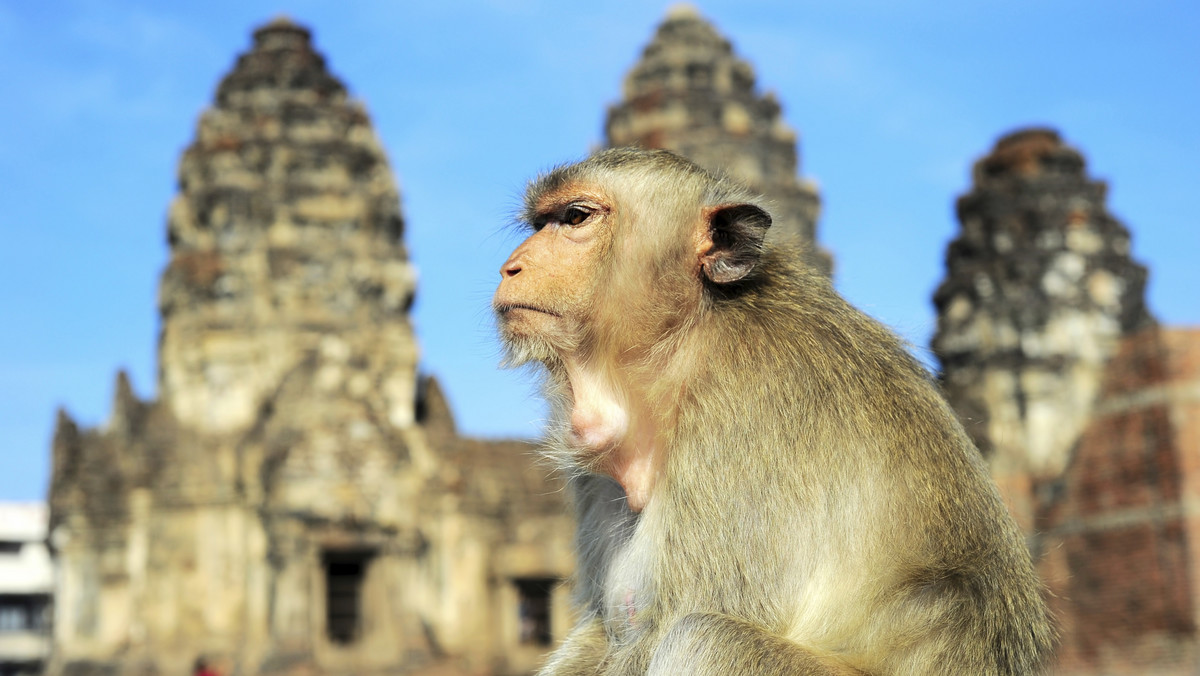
[48,19,573,676]
[605,5,831,275]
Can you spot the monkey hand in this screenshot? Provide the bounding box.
[647,613,865,676]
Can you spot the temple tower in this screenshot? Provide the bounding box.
[932,128,1154,528]
[605,5,831,274]
[159,17,417,434]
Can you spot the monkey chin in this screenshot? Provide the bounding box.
[494,307,577,369]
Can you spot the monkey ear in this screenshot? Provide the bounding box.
[699,204,772,284]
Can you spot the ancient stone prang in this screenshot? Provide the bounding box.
[933,127,1154,527]
[605,6,831,274]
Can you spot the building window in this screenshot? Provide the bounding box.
[0,594,50,633]
[0,541,21,555]
[514,578,556,646]
[0,660,44,676]
[321,549,373,644]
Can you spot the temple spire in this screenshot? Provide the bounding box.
[159,18,415,432]
[605,8,831,274]
[933,127,1153,528]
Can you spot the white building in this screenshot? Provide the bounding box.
[0,503,52,676]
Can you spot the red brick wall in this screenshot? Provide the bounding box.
[1036,327,1200,675]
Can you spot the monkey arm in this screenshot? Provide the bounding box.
[647,613,866,676]
[536,615,608,676]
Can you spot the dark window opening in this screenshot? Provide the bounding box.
[0,541,21,555]
[0,659,44,676]
[321,549,374,645]
[515,578,556,646]
[0,594,50,633]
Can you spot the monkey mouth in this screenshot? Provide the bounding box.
[495,303,562,319]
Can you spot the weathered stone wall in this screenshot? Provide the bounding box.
[604,6,831,274]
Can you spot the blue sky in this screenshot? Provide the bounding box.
[1,0,1197,501]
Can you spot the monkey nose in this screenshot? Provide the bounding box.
[500,257,522,278]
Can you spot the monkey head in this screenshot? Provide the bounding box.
[494,148,772,365]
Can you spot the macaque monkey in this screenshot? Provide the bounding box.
[494,148,1052,675]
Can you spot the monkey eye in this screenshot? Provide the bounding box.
[530,204,594,231]
[563,206,591,226]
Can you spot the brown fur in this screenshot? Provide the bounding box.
[494,148,1053,675]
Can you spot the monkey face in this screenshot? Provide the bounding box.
[494,184,613,366]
